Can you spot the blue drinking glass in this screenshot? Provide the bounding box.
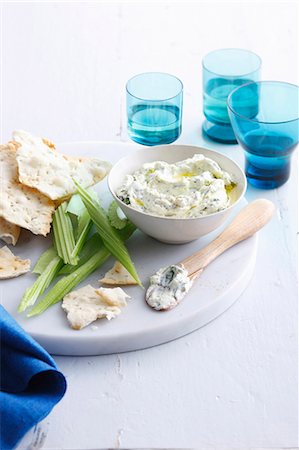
[227,81,299,189]
[126,72,183,146]
[202,48,261,144]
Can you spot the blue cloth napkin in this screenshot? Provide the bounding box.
[0,305,67,450]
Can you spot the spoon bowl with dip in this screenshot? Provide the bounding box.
[108,144,247,244]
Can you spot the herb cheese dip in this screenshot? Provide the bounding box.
[117,154,236,218]
[146,265,193,310]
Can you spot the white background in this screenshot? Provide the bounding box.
[1,1,298,448]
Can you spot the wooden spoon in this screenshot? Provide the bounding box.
[146,199,275,311]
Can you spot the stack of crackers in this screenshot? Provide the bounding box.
[0,130,111,245]
[0,130,111,279]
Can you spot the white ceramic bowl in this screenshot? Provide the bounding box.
[108,144,247,244]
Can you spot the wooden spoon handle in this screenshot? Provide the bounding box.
[182,199,275,276]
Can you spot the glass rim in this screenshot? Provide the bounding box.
[227,80,299,125]
[202,48,262,78]
[126,71,183,102]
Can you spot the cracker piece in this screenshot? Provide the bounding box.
[15,133,111,200]
[62,285,130,330]
[99,261,138,286]
[0,246,30,279]
[0,143,54,236]
[0,217,20,246]
[96,286,130,306]
[12,129,56,150]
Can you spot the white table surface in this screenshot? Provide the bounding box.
[1,1,298,448]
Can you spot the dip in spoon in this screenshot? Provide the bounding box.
[146,199,275,311]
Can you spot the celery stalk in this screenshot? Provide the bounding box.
[53,202,78,265]
[27,223,136,317]
[59,233,102,275]
[74,181,141,286]
[77,208,91,238]
[70,211,92,261]
[33,246,57,274]
[27,248,110,317]
[63,220,136,275]
[108,201,127,229]
[66,194,86,217]
[66,189,98,217]
[18,255,63,312]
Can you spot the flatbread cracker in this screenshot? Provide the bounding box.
[96,287,130,307]
[62,285,130,330]
[0,246,30,279]
[15,133,111,200]
[0,217,20,246]
[0,143,54,236]
[11,129,55,150]
[99,261,138,286]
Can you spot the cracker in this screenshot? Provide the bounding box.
[99,261,138,286]
[62,285,130,330]
[96,286,130,306]
[0,217,20,246]
[0,143,55,236]
[16,134,111,200]
[0,246,30,279]
[12,130,56,150]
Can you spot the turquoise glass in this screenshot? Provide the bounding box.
[202,48,261,144]
[227,81,299,189]
[126,72,183,146]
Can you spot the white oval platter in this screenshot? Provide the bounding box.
[1,142,257,356]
